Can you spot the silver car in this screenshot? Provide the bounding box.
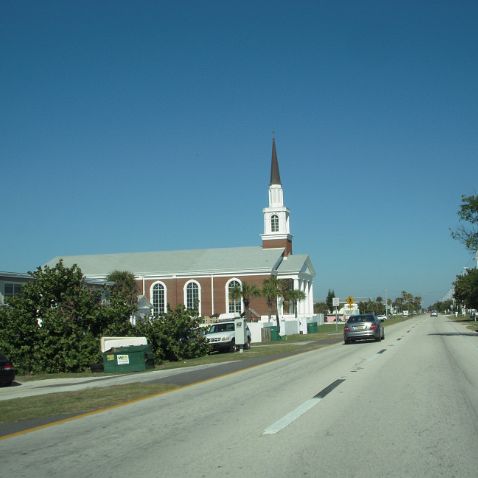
[344,314,384,344]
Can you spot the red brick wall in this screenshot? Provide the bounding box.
[139,274,273,317]
[262,239,292,255]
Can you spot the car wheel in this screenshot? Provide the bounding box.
[244,339,251,350]
[229,339,237,353]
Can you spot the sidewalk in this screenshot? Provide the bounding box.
[0,362,235,402]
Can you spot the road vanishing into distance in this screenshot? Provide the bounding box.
[1,315,478,477]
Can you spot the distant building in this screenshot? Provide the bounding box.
[0,272,31,306]
[44,139,316,320]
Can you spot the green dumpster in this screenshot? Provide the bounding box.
[103,345,155,373]
[307,322,318,333]
[269,326,282,341]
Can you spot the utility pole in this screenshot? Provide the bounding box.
[333,297,340,333]
[385,289,388,319]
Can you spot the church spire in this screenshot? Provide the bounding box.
[261,137,293,256]
[270,137,282,186]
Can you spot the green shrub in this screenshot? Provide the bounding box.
[136,306,209,362]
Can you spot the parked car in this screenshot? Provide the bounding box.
[430,311,438,317]
[377,314,387,321]
[0,353,15,386]
[205,321,251,353]
[344,314,384,344]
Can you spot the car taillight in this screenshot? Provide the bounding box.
[370,324,377,330]
[344,326,350,332]
[3,363,13,370]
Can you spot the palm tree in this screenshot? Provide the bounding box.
[230,284,242,315]
[230,281,261,320]
[262,276,281,328]
[285,288,306,318]
[241,282,261,320]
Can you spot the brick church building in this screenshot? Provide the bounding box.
[46,139,316,320]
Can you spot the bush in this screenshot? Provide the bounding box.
[0,262,208,374]
[136,306,209,362]
[0,261,134,373]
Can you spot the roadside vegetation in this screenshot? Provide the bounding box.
[0,315,414,427]
[0,262,209,375]
[450,194,478,313]
[314,289,422,316]
[449,313,478,333]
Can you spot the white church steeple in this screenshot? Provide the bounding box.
[261,137,293,255]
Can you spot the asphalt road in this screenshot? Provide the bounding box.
[1,315,477,477]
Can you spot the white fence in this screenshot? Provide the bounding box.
[248,314,324,343]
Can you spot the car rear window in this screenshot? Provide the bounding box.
[347,315,374,323]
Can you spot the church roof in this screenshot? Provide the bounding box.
[45,246,288,278]
[277,254,315,278]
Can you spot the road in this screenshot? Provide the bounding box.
[1,315,477,477]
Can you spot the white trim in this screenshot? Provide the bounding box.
[225,278,243,315]
[150,280,167,315]
[211,275,214,316]
[184,279,201,315]
[140,271,277,280]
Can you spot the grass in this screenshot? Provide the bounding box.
[449,314,478,332]
[0,383,178,425]
[2,317,411,427]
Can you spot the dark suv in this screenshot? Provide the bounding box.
[0,353,15,386]
[344,314,384,344]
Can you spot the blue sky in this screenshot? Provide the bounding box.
[2,1,477,306]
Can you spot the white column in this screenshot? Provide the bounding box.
[300,280,308,334]
[211,275,214,316]
[297,279,304,319]
[294,278,300,317]
[307,281,313,316]
[302,280,308,317]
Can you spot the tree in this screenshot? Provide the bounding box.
[326,289,335,312]
[314,302,329,314]
[0,262,144,374]
[0,297,40,374]
[0,261,103,373]
[101,270,138,336]
[106,270,138,310]
[429,300,453,313]
[231,281,261,320]
[136,305,208,362]
[284,288,306,318]
[392,291,422,314]
[453,268,478,310]
[359,299,379,315]
[262,276,281,328]
[451,194,478,253]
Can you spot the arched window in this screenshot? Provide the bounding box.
[271,214,279,232]
[185,281,200,312]
[227,279,242,314]
[151,282,166,315]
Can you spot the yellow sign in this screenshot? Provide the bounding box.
[346,296,354,306]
